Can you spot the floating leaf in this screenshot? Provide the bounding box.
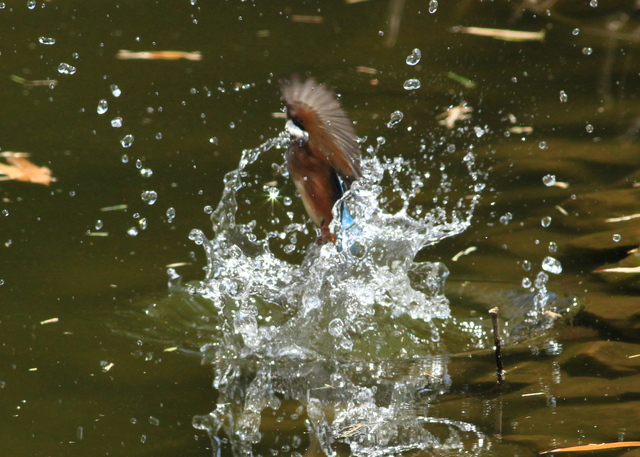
[451,26,545,42]
[0,152,55,185]
[541,441,640,454]
[116,50,202,61]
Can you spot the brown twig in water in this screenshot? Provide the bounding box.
[488,307,505,386]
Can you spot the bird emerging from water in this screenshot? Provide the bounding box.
[280,75,362,244]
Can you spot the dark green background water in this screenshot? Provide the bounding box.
[2,1,640,456]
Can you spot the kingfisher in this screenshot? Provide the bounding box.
[280,76,362,244]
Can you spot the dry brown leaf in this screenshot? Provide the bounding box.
[290,15,324,23]
[451,26,546,42]
[116,50,202,61]
[540,441,640,454]
[0,152,55,185]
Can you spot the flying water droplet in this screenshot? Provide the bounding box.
[582,47,593,56]
[141,190,158,205]
[110,84,121,97]
[542,256,562,274]
[559,90,568,102]
[386,110,404,128]
[541,216,552,227]
[499,212,513,225]
[120,134,134,148]
[57,63,77,75]
[140,168,153,178]
[405,48,421,66]
[27,0,36,9]
[38,37,56,45]
[585,124,594,133]
[542,174,556,186]
[127,227,139,237]
[589,0,597,6]
[403,78,421,90]
[166,207,176,223]
[428,0,438,13]
[111,117,123,128]
[612,233,621,242]
[97,99,108,114]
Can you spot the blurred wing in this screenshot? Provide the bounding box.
[281,76,362,188]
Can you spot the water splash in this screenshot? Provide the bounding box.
[159,130,487,456]
[185,131,482,362]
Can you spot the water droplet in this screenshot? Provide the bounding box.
[111,117,123,128]
[166,207,176,223]
[428,0,438,13]
[189,229,205,245]
[209,136,219,145]
[120,134,134,148]
[127,227,139,237]
[535,271,549,288]
[386,110,404,128]
[582,47,592,56]
[95,220,103,230]
[110,84,121,97]
[589,0,597,7]
[542,174,556,186]
[138,218,147,230]
[542,256,562,274]
[403,78,421,90]
[27,0,36,9]
[585,124,594,133]
[538,141,547,149]
[499,212,513,225]
[405,48,421,66]
[572,28,580,36]
[548,241,558,252]
[135,159,142,169]
[140,435,147,444]
[521,277,532,288]
[612,233,621,242]
[57,63,77,75]
[121,154,129,163]
[559,90,568,103]
[141,190,158,205]
[38,37,56,45]
[203,205,213,214]
[229,122,235,129]
[149,416,160,426]
[2,209,9,217]
[474,126,487,138]
[327,318,344,337]
[97,99,108,114]
[541,216,552,227]
[155,132,163,140]
[140,168,153,178]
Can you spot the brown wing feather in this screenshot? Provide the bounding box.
[281,75,362,188]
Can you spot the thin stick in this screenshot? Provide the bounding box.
[488,307,505,385]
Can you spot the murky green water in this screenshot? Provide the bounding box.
[2,1,640,456]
